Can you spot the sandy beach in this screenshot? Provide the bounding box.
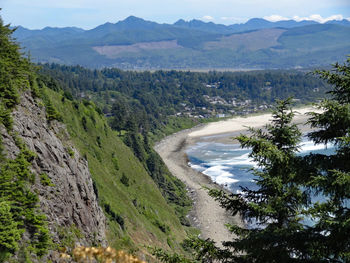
[189,107,320,138]
[154,106,320,246]
[155,127,241,246]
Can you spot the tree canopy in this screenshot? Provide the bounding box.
[154,57,350,262]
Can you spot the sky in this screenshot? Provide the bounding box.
[1,0,350,29]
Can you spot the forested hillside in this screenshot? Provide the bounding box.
[38,83,192,257]
[0,11,345,262]
[153,58,350,263]
[40,64,329,140]
[0,15,192,262]
[13,16,350,69]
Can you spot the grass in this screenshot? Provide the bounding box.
[45,87,189,256]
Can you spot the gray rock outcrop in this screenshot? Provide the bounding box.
[1,91,107,259]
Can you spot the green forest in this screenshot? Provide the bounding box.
[0,17,192,261]
[39,64,329,139]
[13,17,350,69]
[153,59,350,262]
[1,11,350,262]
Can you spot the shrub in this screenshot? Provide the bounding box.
[67,147,75,158]
[112,156,119,170]
[40,173,55,187]
[120,173,129,187]
[81,116,88,131]
[45,100,63,122]
[103,203,125,230]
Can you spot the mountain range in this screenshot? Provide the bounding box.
[13,16,350,69]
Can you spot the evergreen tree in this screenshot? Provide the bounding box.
[110,99,129,133]
[153,99,310,263]
[155,59,350,263]
[302,57,350,261]
[0,15,31,109]
[0,202,22,262]
[200,99,307,262]
[0,13,50,260]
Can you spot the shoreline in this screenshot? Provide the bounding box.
[154,106,320,245]
[155,127,241,245]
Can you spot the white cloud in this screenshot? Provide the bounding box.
[202,15,214,21]
[263,15,289,22]
[292,14,344,23]
[262,14,346,23]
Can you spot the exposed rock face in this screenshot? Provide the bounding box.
[1,91,107,254]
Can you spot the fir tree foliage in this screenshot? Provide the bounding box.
[0,12,50,261]
[153,59,350,263]
[0,15,31,109]
[205,98,307,262]
[0,202,21,261]
[303,57,350,261]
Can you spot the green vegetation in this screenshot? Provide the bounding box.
[120,173,130,187]
[66,147,75,157]
[55,224,83,251]
[0,142,51,261]
[0,16,50,262]
[37,61,332,252]
[13,17,350,69]
[39,66,196,228]
[40,64,329,140]
[0,21,196,254]
[0,202,21,262]
[208,99,306,262]
[40,83,191,255]
[44,99,63,122]
[0,16,32,132]
[104,203,125,230]
[40,173,55,187]
[153,58,350,262]
[2,8,349,261]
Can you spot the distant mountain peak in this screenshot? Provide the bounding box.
[123,15,146,23]
[41,26,84,32]
[247,18,269,22]
[245,18,272,25]
[175,19,217,25]
[115,15,159,29]
[174,19,186,24]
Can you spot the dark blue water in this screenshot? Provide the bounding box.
[186,138,335,194]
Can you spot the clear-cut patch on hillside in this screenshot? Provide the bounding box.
[93,40,182,58]
[204,28,286,51]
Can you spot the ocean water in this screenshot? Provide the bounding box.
[186,137,335,194]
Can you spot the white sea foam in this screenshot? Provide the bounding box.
[226,153,257,167]
[202,165,239,184]
[188,163,206,172]
[215,174,239,185]
[187,138,335,191]
[299,141,332,152]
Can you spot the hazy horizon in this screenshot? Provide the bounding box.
[2,0,350,29]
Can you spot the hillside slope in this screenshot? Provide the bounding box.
[0,91,107,261]
[13,17,350,69]
[42,85,190,256]
[0,17,108,261]
[0,16,191,262]
[1,75,190,262]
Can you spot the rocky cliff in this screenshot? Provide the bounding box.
[0,91,107,260]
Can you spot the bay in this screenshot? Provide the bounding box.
[186,136,335,194]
